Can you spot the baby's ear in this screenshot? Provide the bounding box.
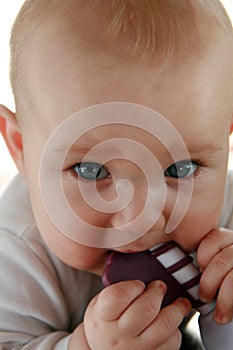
[0,105,25,176]
[230,113,233,134]
[230,123,233,135]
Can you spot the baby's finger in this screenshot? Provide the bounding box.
[139,298,191,349]
[197,228,233,271]
[213,270,233,324]
[199,245,233,303]
[156,330,182,350]
[95,280,145,321]
[118,280,167,336]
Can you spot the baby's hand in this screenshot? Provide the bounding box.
[81,280,191,350]
[197,228,233,324]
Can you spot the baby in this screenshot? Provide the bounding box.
[0,0,233,349]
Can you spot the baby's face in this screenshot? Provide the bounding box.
[19,19,233,274]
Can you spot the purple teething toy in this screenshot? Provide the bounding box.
[102,241,203,308]
[102,241,233,350]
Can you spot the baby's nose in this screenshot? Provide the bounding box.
[109,180,166,235]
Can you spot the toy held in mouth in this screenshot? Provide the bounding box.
[102,241,233,350]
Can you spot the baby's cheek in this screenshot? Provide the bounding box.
[63,179,112,227]
[172,204,221,250]
[72,247,107,272]
[55,234,106,272]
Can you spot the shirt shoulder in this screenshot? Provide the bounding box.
[0,175,102,346]
[0,174,35,237]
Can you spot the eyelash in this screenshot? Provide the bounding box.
[69,158,206,184]
[186,159,207,177]
[71,162,111,184]
[164,159,205,179]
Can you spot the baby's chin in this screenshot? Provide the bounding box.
[74,249,110,276]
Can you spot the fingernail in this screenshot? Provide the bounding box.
[213,310,229,325]
[178,297,192,311]
[199,292,210,303]
[135,280,146,290]
[155,280,167,294]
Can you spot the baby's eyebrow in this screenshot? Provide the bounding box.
[65,144,109,157]
[68,146,92,155]
[55,141,224,157]
[70,142,223,153]
[188,142,223,154]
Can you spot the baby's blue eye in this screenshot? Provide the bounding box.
[73,162,110,180]
[164,160,198,178]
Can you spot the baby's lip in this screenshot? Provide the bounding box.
[119,247,161,253]
[118,249,140,253]
[115,241,194,255]
[113,241,169,254]
[114,248,151,254]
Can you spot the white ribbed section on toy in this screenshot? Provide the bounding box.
[150,244,201,303]
[149,242,233,350]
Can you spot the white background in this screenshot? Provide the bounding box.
[0,1,233,193]
[0,0,233,340]
[0,1,24,192]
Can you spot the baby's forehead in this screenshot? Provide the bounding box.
[11,0,233,80]
[37,1,233,62]
[10,0,233,123]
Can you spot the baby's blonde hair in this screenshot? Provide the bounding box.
[10,0,233,109]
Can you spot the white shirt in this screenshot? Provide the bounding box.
[0,175,102,349]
